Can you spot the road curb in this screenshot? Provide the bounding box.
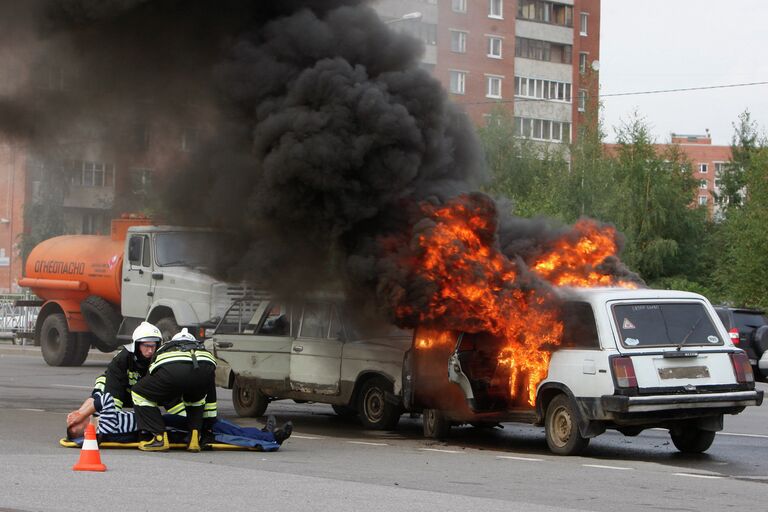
[0,344,116,361]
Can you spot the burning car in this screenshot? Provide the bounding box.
[404,287,764,455]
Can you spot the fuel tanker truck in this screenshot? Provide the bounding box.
[19,215,251,366]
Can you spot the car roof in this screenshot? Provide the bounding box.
[556,286,707,303]
[714,306,765,315]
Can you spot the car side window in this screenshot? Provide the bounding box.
[299,302,330,339]
[257,303,291,336]
[217,299,263,335]
[559,302,600,349]
[328,305,342,340]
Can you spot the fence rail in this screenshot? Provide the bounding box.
[0,294,39,344]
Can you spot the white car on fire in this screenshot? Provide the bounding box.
[406,287,764,455]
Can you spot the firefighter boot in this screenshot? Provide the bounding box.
[187,429,201,453]
[139,432,169,452]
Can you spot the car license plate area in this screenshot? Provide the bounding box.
[658,366,710,380]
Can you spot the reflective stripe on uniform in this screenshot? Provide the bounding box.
[131,391,158,408]
[203,402,217,418]
[127,370,141,386]
[184,397,206,407]
[166,402,186,415]
[149,350,217,373]
[93,375,106,392]
[114,397,124,410]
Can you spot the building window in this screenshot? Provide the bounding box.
[452,0,467,13]
[489,0,503,19]
[515,76,571,102]
[578,89,587,112]
[488,36,503,58]
[699,163,708,173]
[72,160,115,188]
[449,70,467,94]
[698,196,708,206]
[580,12,588,35]
[131,168,154,195]
[579,52,588,74]
[518,1,573,27]
[516,37,572,64]
[486,75,503,98]
[450,30,467,53]
[714,162,725,174]
[514,116,571,143]
[700,180,709,189]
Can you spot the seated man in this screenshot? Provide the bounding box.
[66,390,292,450]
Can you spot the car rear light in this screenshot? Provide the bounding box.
[730,352,754,384]
[611,356,638,389]
[728,328,740,345]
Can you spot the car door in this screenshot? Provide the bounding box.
[289,301,343,395]
[121,233,153,319]
[212,299,292,393]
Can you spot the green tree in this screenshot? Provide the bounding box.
[714,110,760,213]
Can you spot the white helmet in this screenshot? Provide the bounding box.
[126,321,162,353]
[171,327,197,343]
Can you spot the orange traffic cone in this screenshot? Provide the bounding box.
[72,423,106,472]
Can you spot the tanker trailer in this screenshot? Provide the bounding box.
[19,216,151,366]
[20,216,252,366]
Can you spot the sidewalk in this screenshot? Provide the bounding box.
[0,339,116,361]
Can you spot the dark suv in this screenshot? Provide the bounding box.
[715,307,768,380]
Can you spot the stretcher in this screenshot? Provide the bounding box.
[59,438,274,451]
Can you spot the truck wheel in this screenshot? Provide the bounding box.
[232,378,268,417]
[82,332,117,353]
[670,428,716,453]
[68,334,92,366]
[41,313,84,367]
[357,376,401,430]
[80,296,121,347]
[155,317,180,342]
[545,394,590,456]
[423,409,451,439]
[332,404,358,420]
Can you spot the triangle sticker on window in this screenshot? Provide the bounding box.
[622,318,636,329]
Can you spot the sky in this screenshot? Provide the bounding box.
[599,0,768,146]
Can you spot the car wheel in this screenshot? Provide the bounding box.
[357,376,401,430]
[545,394,589,456]
[332,404,358,420]
[155,317,180,342]
[423,409,451,439]
[40,313,87,367]
[232,378,268,418]
[670,428,716,453]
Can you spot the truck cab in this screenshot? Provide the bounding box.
[119,225,252,341]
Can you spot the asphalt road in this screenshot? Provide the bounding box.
[0,349,766,512]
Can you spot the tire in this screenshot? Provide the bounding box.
[357,376,401,430]
[68,334,92,366]
[80,296,121,347]
[332,404,358,420]
[670,428,716,453]
[754,325,768,356]
[423,409,451,439]
[40,313,87,367]
[155,316,180,342]
[232,378,268,418]
[81,331,117,353]
[545,394,590,456]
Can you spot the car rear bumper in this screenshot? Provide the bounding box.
[601,389,764,413]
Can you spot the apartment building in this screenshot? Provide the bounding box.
[375,0,601,144]
[668,133,731,219]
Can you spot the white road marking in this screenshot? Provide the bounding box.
[496,455,543,462]
[419,448,463,454]
[674,473,722,480]
[347,441,388,446]
[582,464,633,471]
[19,408,45,412]
[717,431,768,439]
[51,384,93,390]
[291,435,325,440]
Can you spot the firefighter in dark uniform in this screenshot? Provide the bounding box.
[131,328,217,452]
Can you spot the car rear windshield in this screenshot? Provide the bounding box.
[612,302,723,348]
[733,312,768,332]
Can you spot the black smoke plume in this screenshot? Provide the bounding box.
[0,0,640,330]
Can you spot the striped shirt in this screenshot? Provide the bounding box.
[93,391,137,435]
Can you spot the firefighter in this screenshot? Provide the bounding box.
[131,328,217,452]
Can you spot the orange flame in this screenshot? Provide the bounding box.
[396,196,633,406]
